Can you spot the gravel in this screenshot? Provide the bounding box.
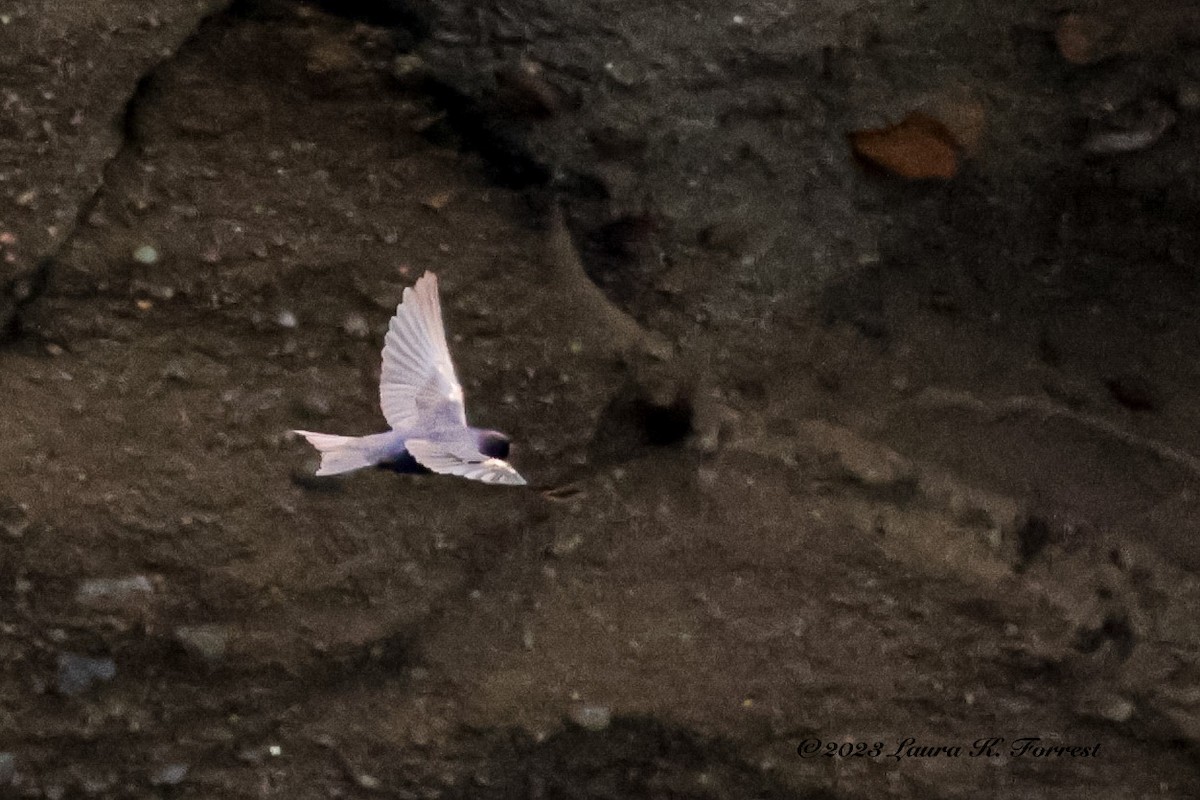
[56,653,117,696]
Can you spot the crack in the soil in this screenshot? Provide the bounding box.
[1,1,238,345]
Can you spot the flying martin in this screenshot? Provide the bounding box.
[293,271,526,486]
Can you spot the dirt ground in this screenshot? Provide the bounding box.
[3,0,1200,797]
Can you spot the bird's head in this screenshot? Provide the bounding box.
[476,429,511,460]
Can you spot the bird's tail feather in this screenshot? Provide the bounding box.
[292,430,379,476]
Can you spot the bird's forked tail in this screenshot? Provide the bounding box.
[292,430,379,476]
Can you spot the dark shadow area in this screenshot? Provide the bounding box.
[447,718,842,800]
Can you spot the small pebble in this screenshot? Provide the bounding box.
[150,763,189,786]
[299,393,332,418]
[276,310,298,329]
[603,61,640,87]
[57,653,117,696]
[1083,104,1176,155]
[1098,696,1135,723]
[0,500,30,538]
[161,360,188,381]
[75,575,153,604]
[567,704,611,731]
[342,312,370,339]
[548,530,583,557]
[392,54,429,85]
[175,625,229,662]
[132,245,159,265]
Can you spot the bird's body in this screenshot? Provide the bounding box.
[377,449,431,475]
[372,428,512,475]
[293,272,526,486]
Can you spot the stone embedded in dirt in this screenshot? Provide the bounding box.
[298,393,333,418]
[132,244,159,266]
[342,312,371,339]
[1083,103,1177,155]
[392,54,430,87]
[1097,695,1136,723]
[0,499,30,538]
[850,112,960,180]
[567,704,611,731]
[603,60,640,87]
[174,624,230,662]
[75,575,154,605]
[149,763,189,787]
[56,653,117,696]
[689,395,737,456]
[421,191,455,211]
[354,773,382,791]
[131,279,176,300]
[548,529,584,557]
[1077,689,1137,724]
[276,310,298,329]
[0,753,13,786]
[161,359,189,382]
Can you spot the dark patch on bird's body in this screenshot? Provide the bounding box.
[376,449,431,475]
[375,429,511,475]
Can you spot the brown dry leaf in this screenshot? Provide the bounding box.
[849,112,960,180]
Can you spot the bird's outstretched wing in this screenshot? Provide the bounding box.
[405,437,527,486]
[380,272,467,432]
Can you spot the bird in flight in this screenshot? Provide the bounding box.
[293,271,526,486]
